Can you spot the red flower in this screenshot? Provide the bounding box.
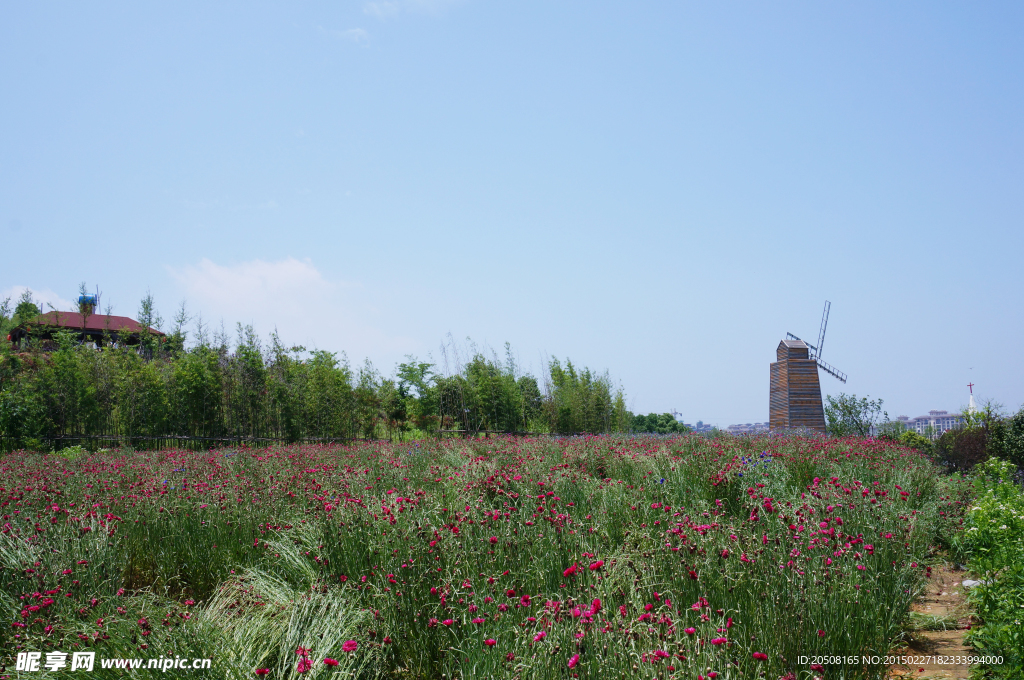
[489,536,498,544]
[255,671,270,677]
[753,652,768,661]
[685,627,696,635]
[563,563,578,577]
[342,640,358,653]
[506,589,516,597]
[589,560,604,571]
[323,658,339,666]
[568,654,580,668]
[484,639,496,646]
[296,658,312,673]
[710,637,727,645]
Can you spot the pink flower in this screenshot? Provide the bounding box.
[685,627,696,635]
[484,638,496,646]
[856,564,866,571]
[323,658,339,666]
[654,650,670,658]
[342,640,358,653]
[753,652,768,661]
[563,563,578,577]
[296,658,312,673]
[817,629,826,637]
[255,670,270,676]
[520,595,531,607]
[472,617,485,625]
[589,560,604,571]
[489,536,498,544]
[589,598,602,614]
[442,619,454,626]
[568,654,580,668]
[710,637,727,645]
[533,631,546,642]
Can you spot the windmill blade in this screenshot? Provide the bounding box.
[816,358,847,383]
[815,301,831,360]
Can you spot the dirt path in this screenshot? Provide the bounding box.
[889,563,975,680]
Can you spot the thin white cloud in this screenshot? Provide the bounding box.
[1,285,76,314]
[166,258,415,360]
[317,26,370,45]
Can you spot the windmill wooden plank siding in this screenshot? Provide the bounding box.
[769,339,826,432]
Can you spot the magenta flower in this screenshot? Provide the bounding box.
[568,654,580,668]
[752,652,768,661]
[710,637,727,645]
[589,560,604,571]
[685,627,696,635]
[323,658,339,666]
[484,638,496,646]
[342,640,358,653]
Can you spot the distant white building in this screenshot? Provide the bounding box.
[726,422,769,435]
[679,417,720,432]
[683,420,717,433]
[870,410,963,438]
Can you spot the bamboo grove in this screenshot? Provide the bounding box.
[0,325,632,451]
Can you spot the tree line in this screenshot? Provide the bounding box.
[0,293,667,450]
[825,392,1024,472]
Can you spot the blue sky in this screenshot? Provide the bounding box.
[2,1,1022,425]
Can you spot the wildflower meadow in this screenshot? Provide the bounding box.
[1,435,968,679]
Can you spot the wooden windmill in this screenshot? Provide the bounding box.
[769,301,847,432]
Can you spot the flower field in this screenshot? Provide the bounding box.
[0,435,968,679]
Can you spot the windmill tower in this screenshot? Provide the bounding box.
[770,301,848,432]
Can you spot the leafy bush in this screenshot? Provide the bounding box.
[1002,406,1024,468]
[824,393,886,436]
[631,412,690,434]
[963,457,1024,676]
[935,426,989,472]
[54,444,87,460]
[897,429,934,456]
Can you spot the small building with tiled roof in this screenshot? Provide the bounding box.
[7,311,165,349]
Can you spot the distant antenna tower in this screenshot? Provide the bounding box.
[770,301,849,432]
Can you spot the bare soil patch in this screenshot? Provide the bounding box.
[889,563,975,680]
